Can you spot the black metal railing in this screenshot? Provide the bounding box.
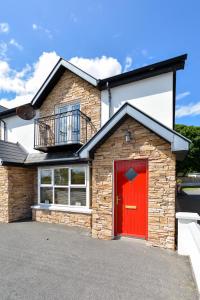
[34,109,96,149]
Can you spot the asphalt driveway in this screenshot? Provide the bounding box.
[0,222,198,300]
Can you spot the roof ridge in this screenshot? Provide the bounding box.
[0,139,19,145]
[77,101,190,160]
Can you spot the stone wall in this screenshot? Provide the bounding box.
[0,167,9,222]
[0,166,37,223]
[7,166,37,222]
[92,117,176,249]
[32,209,91,229]
[39,70,101,142]
[31,169,91,229]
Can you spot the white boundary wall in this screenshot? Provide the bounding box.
[176,212,200,293]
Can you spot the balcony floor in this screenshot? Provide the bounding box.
[34,142,83,153]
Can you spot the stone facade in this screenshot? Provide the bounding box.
[32,209,91,229]
[39,69,101,143]
[0,167,9,222]
[0,166,36,223]
[0,61,178,251]
[91,117,176,249]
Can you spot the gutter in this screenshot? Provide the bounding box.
[24,156,91,166]
[0,107,16,118]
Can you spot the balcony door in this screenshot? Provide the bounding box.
[56,102,80,144]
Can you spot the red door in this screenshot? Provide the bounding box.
[114,159,148,239]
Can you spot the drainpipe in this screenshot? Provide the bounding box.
[0,119,6,141]
[106,81,112,118]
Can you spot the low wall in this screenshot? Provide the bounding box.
[32,208,92,229]
[176,212,200,293]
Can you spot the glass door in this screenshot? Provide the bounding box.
[56,103,80,144]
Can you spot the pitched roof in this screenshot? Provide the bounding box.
[77,102,190,161]
[31,54,187,109]
[0,105,7,113]
[31,58,99,109]
[0,107,17,118]
[0,54,187,118]
[0,140,27,165]
[99,54,187,89]
[25,151,89,166]
[0,102,190,166]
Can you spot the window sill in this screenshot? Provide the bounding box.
[31,205,92,214]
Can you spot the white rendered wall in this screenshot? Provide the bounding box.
[3,111,39,153]
[101,72,174,128]
[176,212,200,293]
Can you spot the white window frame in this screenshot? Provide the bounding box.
[55,102,80,144]
[38,164,90,210]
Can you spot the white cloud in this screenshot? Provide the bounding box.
[0,41,8,60]
[124,56,133,72]
[9,39,23,51]
[0,53,124,108]
[0,39,23,61]
[0,23,9,33]
[32,24,38,30]
[0,94,33,108]
[69,56,122,79]
[0,51,59,108]
[32,23,53,39]
[176,102,200,118]
[141,49,154,60]
[0,61,9,74]
[25,51,59,93]
[176,91,190,101]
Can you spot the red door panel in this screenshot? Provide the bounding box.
[114,159,148,239]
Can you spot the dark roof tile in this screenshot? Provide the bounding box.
[0,141,27,164]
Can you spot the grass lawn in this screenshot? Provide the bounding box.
[182,187,200,191]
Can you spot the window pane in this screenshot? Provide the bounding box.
[55,188,68,205]
[70,188,86,206]
[71,168,85,185]
[41,169,52,184]
[54,168,68,185]
[40,187,53,204]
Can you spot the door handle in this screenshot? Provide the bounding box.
[116,195,121,205]
[125,205,137,209]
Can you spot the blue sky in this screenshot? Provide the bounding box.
[0,0,199,125]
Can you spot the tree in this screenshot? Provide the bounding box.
[175,124,200,175]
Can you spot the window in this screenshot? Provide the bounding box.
[55,102,80,144]
[38,166,88,208]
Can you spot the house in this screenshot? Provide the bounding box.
[0,54,190,250]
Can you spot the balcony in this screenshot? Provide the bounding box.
[34,110,97,152]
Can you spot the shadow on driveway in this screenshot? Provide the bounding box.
[0,222,198,300]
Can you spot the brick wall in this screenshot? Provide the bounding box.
[0,166,37,222]
[92,117,176,249]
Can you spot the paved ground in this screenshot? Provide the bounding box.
[0,222,198,300]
